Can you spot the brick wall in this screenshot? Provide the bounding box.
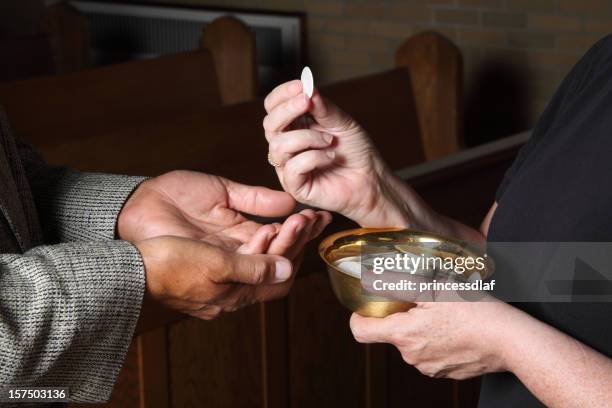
[130,0,612,139]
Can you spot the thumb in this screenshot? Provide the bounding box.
[228,253,293,285]
[309,90,354,131]
[223,178,296,217]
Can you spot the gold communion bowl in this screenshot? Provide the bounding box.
[319,228,494,318]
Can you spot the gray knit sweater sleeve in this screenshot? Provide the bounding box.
[16,139,147,243]
[0,240,145,402]
[30,167,147,243]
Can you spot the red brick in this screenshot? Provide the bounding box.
[482,12,527,28]
[529,15,582,32]
[458,0,503,8]
[388,3,431,21]
[506,0,556,13]
[558,0,611,14]
[458,29,506,46]
[369,21,415,38]
[304,1,344,16]
[345,2,388,18]
[508,32,555,49]
[435,9,480,25]
[585,19,612,34]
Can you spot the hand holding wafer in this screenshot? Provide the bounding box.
[263,70,412,228]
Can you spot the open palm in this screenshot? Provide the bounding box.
[118,170,330,257]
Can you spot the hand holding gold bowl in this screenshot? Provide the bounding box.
[319,228,494,318]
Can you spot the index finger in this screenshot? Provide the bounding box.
[267,211,313,258]
[264,80,303,113]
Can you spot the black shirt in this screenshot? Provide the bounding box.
[479,35,612,407]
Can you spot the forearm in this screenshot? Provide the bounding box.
[501,307,612,407]
[366,170,486,245]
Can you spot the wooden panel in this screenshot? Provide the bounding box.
[0,34,56,82]
[35,100,276,185]
[322,68,426,170]
[36,93,424,186]
[41,3,90,74]
[411,145,519,229]
[0,50,222,146]
[386,351,456,408]
[138,328,170,408]
[201,16,258,104]
[288,268,367,408]
[260,300,289,408]
[367,344,388,408]
[168,306,264,407]
[396,31,462,160]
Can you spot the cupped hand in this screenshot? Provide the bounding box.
[135,210,331,320]
[349,299,519,379]
[121,170,332,320]
[136,235,288,320]
[138,207,331,320]
[119,169,310,250]
[263,80,411,227]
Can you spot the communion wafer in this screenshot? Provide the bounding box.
[301,66,314,98]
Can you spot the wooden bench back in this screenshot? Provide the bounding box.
[322,68,426,169]
[0,30,461,188]
[0,34,57,82]
[201,16,258,105]
[0,50,222,148]
[38,100,273,183]
[35,67,435,183]
[41,3,90,74]
[396,31,462,159]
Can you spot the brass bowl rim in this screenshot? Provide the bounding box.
[318,227,493,279]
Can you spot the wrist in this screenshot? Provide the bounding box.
[353,163,415,228]
[134,237,171,302]
[482,301,534,373]
[117,179,152,241]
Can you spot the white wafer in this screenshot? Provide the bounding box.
[301,66,314,98]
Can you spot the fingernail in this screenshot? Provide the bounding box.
[275,259,292,282]
[323,133,333,143]
[326,150,336,159]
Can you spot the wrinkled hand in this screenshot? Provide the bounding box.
[263,80,411,227]
[349,299,516,379]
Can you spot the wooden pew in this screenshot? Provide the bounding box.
[0,31,467,407]
[0,3,89,83]
[40,3,90,74]
[0,50,222,148]
[396,32,462,160]
[201,16,258,105]
[0,34,57,82]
